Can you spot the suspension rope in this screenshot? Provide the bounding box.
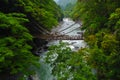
[58,23,77,33]
[33,25,47,34]
[64,27,81,35]
[34,22,50,34]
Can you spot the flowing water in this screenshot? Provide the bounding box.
[33,18,87,80]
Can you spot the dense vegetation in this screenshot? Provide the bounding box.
[45,0,120,80]
[73,0,120,80]
[1,0,120,80]
[45,42,96,80]
[55,0,77,17]
[0,0,63,79]
[63,3,76,17]
[71,0,120,80]
[56,0,77,10]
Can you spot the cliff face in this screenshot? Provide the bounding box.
[55,0,77,9]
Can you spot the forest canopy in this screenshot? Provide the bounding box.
[71,0,120,80]
[0,0,63,79]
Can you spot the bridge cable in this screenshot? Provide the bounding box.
[57,23,77,33]
[34,22,50,34]
[33,25,47,34]
[64,27,81,35]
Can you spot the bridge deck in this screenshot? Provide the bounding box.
[34,34,84,40]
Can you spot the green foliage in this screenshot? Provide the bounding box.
[71,0,120,80]
[0,0,63,30]
[108,8,120,39]
[63,3,76,17]
[45,42,96,80]
[17,0,63,29]
[0,0,63,79]
[0,12,39,78]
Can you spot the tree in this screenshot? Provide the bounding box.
[71,0,120,80]
[45,42,96,80]
[0,12,39,79]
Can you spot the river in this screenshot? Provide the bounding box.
[33,18,86,80]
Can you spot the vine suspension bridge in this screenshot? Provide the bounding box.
[33,21,84,40]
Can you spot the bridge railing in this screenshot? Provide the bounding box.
[34,32,84,40]
[46,35,84,40]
